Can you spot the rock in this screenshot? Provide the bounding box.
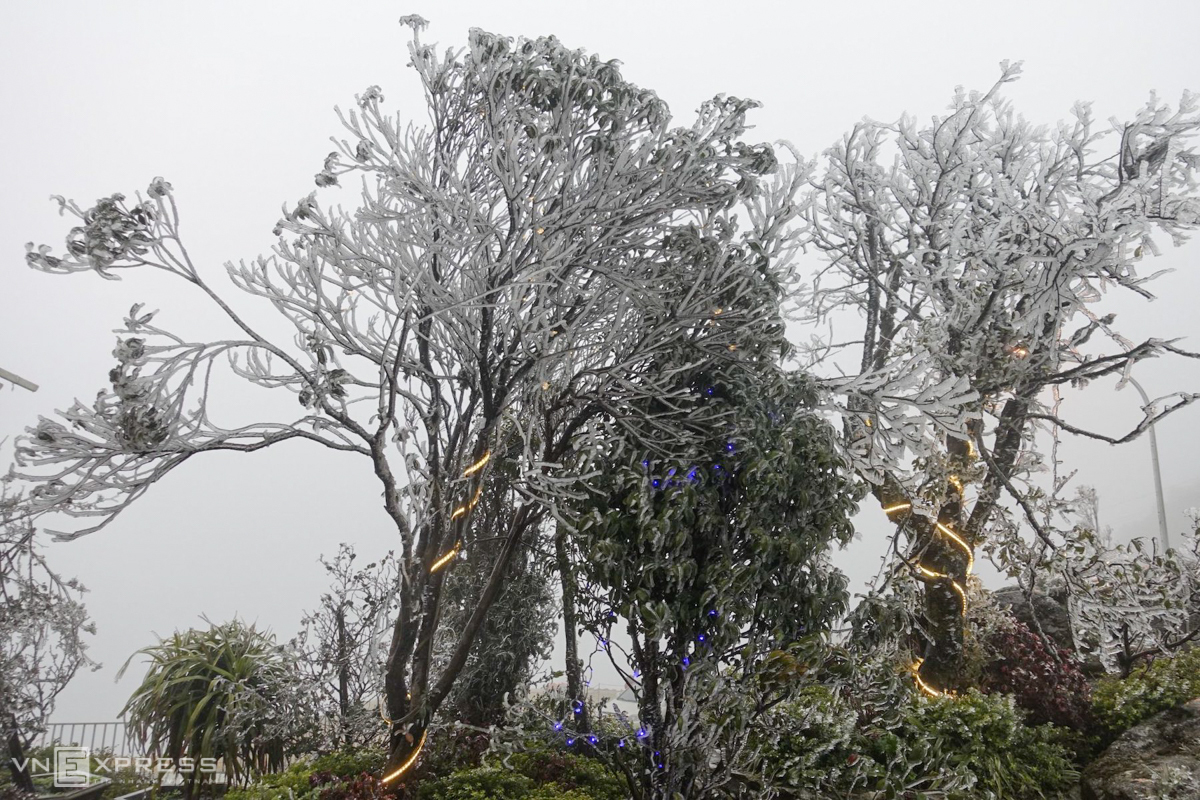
[992,585,1075,652]
[1082,698,1200,800]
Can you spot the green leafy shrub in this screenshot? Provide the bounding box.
[1092,646,1200,737]
[98,763,154,800]
[416,748,622,800]
[311,749,389,781]
[757,686,1077,799]
[416,767,535,800]
[501,749,623,799]
[225,763,316,800]
[750,685,868,793]
[410,729,491,784]
[317,773,391,800]
[225,782,302,800]
[876,690,1079,799]
[225,748,388,800]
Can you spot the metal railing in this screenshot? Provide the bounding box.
[34,722,136,756]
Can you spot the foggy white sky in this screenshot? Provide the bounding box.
[2,1,1198,724]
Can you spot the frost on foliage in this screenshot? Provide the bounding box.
[802,63,1200,681]
[1063,521,1200,673]
[819,352,977,484]
[0,488,96,749]
[805,65,1200,487]
[290,544,399,750]
[15,22,809,758]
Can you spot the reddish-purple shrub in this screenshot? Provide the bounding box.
[318,773,394,800]
[981,618,1094,731]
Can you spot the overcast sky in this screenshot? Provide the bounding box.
[2,0,1199,725]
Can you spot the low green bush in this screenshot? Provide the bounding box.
[417,748,622,800]
[501,749,623,799]
[225,770,311,800]
[225,747,388,800]
[1092,646,1200,737]
[757,686,1077,799]
[310,749,389,780]
[880,690,1079,799]
[416,767,535,800]
[750,685,865,792]
[99,765,154,800]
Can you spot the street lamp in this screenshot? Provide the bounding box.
[1126,376,1170,551]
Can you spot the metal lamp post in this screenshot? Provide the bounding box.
[1127,376,1170,551]
[0,367,38,393]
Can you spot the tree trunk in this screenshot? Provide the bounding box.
[336,604,350,746]
[916,514,970,693]
[382,503,539,774]
[5,724,35,795]
[554,522,590,733]
[917,433,970,692]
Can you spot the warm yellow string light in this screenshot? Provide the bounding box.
[911,659,945,698]
[430,542,461,573]
[450,462,488,521]
[381,730,428,784]
[462,450,491,477]
[443,455,489,564]
[884,493,975,697]
[935,522,974,575]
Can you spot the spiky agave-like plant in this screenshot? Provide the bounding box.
[119,620,312,796]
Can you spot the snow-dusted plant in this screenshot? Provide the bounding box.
[119,619,316,794]
[1060,507,1200,675]
[17,18,803,773]
[291,544,399,751]
[0,486,96,793]
[803,63,1200,690]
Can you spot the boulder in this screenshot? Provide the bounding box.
[1082,698,1200,800]
[992,585,1075,652]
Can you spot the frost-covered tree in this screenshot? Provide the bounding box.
[18,18,799,774]
[803,63,1200,691]
[292,544,398,750]
[0,489,95,793]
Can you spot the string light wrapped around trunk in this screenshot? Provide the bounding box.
[884,495,974,697]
